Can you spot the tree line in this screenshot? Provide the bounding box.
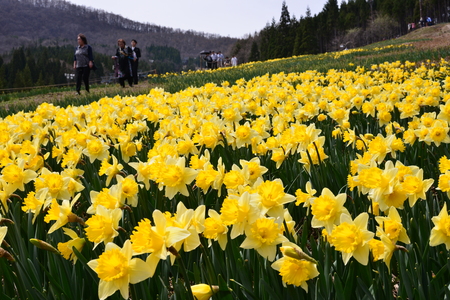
[1,0,237,59]
[232,0,450,63]
[0,44,187,90]
[0,45,119,90]
[13,0,224,38]
[147,45,182,74]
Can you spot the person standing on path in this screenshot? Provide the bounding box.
[217,51,224,68]
[231,55,238,67]
[112,39,134,88]
[211,51,218,69]
[73,33,94,95]
[131,39,141,85]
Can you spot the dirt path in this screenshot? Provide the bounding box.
[0,80,156,110]
[400,23,450,49]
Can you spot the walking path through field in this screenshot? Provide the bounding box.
[0,81,156,111]
[403,23,450,49]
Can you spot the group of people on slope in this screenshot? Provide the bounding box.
[112,38,141,88]
[204,51,237,69]
[73,33,141,94]
[408,17,435,32]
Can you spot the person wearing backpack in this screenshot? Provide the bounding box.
[204,53,213,69]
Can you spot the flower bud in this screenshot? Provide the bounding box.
[0,248,15,262]
[30,238,59,254]
[168,246,180,258]
[191,284,219,300]
[280,246,318,264]
[0,218,14,225]
[67,213,85,226]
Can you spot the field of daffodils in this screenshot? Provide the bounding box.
[1,45,450,299]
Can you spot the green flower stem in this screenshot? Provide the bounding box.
[169,246,195,300]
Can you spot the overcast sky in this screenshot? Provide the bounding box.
[67,0,329,38]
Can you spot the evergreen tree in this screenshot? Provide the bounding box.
[26,56,38,85]
[230,41,242,57]
[298,7,319,55]
[339,1,355,30]
[229,0,439,59]
[248,41,260,62]
[14,72,24,88]
[0,65,6,89]
[10,47,27,87]
[276,1,294,58]
[259,19,277,60]
[37,48,49,76]
[292,29,302,56]
[48,75,55,86]
[356,0,370,29]
[184,57,197,71]
[147,45,183,73]
[324,0,340,51]
[36,72,46,87]
[21,64,33,88]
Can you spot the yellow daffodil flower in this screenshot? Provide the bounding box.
[271,243,319,292]
[57,228,85,264]
[156,156,198,199]
[203,209,228,250]
[311,188,349,233]
[87,240,152,300]
[130,210,191,276]
[329,212,374,265]
[44,194,81,234]
[375,206,410,244]
[430,203,450,250]
[98,155,123,187]
[85,205,122,248]
[241,216,288,261]
[1,159,37,192]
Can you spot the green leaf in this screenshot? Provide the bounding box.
[193,262,201,283]
[343,261,357,298]
[356,277,375,300]
[72,247,99,283]
[334,272,345,298]
[217,274,230,293]
[215,275,233,300]
[397,252,414,299]
[229,278,256,299]
[260,278,282,300]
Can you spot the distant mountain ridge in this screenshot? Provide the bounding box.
[0,0,238,59]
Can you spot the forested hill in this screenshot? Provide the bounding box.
[0,0,237,58]
[231,0,449,65]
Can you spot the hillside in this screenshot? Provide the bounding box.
[400,23,450,49]
[4,22,450,112]
[0,0,237,59]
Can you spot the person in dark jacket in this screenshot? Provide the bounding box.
[73,33,94,94]
[131,39,141,85]
[112,39,133,87]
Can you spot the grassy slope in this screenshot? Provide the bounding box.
[0,81,157,115]
[1,23,449,115]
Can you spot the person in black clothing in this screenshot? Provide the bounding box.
[112,39,133,87]
[204,53,213,69]
[131,39,141,85]
[73,33,94,94]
